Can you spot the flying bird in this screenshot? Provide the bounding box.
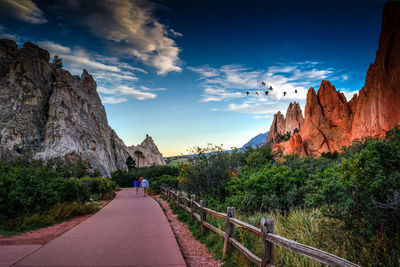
[261,81,266,86]
[255,92,259,95]
[246,91,249,96]
[283,92,287,96]
[269,86,273,91]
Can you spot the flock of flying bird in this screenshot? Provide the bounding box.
[245,81,298,97]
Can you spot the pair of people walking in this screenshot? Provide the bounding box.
[133,177,149,197]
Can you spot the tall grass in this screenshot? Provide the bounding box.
[164,195,400,267]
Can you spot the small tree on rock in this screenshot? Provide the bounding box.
[126,155,136,171]
[53,54,63,69]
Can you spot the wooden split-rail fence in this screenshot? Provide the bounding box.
[160,187,360,267]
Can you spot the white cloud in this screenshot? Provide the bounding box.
[60,0,182,75]
[0,25,19,41]
[37,41,140,81]
[188,66,219,78]
[114,85,157,100]
[201,86,243,102]
[189,61,350,116]
[98,85,157,102]
[139,85,166,92]
[37,40,160,103]
[189,62,335,105]
[342,90,358,101]
[227,101,289,115]
[101,96,128,104]
[0,0,47,24]
[170,28,183,37]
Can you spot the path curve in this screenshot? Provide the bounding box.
[14,188,186,266]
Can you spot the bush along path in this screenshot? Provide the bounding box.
[12,188,186,266]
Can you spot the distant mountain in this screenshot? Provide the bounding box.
[241,132,269,149]
[165,132,269,160]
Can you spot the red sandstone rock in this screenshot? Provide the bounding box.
[269,1,400,156]
[351,1,400,140]
[267,102,303,143]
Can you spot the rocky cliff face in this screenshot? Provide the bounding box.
[267,101,303,143]
[0,41,54,156]
[0,39,131,176]
[351,1,400,140]
[270,1,400,156]
[127,135,166,168]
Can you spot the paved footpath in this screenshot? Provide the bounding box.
[13,188,186,266]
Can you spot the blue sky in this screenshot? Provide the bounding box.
[0,0,385,156]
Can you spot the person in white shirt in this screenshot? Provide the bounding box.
[140,178,149,197]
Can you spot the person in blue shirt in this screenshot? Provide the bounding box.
[133,179,140,196]
[140,178,149,197]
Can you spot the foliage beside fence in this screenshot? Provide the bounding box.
[162,187,360,267]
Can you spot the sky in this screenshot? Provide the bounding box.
[0,0,386,156]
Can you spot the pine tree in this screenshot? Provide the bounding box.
[126,155,136,171]
[53,54,63,69]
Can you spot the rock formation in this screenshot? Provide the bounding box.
[127,134,166,168]
[267,101,303,143]
[0,40,165,176]
[269,1,400,156]
[350,1,400,140]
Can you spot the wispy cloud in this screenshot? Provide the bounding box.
[101,96,128,104]
[98,85,157,101]
[0,0,47,24]
[189,62,334,104]
[38,41,160,103]
[56,0,182,75]
[0,25,19,41]
[342,90,358,101]
[38,41,140,81]
[201,86,243,102]
[189,61,346,116]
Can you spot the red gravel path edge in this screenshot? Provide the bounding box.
[154,195,223,267]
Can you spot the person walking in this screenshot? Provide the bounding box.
[133,179,140,196]
[140,178,149,197]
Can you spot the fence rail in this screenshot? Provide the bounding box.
[160,187,360,267]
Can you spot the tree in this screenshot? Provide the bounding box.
[53,55,63,69]
[134,150,144,168]
[126,155,136,171]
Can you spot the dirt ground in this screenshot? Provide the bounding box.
[0,200,109,246]
[155,195,223,267]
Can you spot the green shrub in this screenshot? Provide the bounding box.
[306,125,400,237]
[78,177,117,200]
[111,166,179,187]
[227,164,308,213]
[150,174,179,193]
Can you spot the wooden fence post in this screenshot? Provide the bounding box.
[190,194,195,219]
[261,218,274,267]
[223,206,235,259]
[200,200,206,234]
